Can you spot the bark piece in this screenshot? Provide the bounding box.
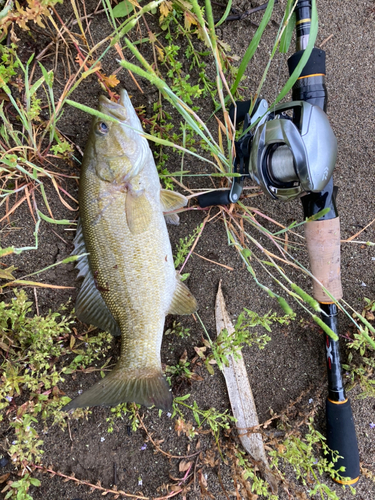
[215,280,277,493]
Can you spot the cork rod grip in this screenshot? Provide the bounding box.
[305,217,343,302]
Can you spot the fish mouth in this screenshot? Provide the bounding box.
[102,153,128,161]
[99,95,127,121]
[119,88,130,108]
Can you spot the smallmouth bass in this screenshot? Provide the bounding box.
[64,89,197,412]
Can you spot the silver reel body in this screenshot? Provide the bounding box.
[249,100,337,201]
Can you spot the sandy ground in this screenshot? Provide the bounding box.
[1,0,375,499]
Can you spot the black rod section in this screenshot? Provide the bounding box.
[320,303,345,402]
[295,0,312,50]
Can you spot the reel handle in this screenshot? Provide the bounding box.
[197,190,231,208]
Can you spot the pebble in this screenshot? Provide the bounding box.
[0,456,9,467]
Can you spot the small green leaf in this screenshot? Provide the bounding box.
[231,0,275,95]
[112,0,135,18]
[241,248,251,259]
[174,393,191,402]
[0,265,17,280]
[306,208,331,221]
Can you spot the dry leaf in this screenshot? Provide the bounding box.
[194,346,207,359]
[179,460,193,472]
[102,74,120,89]
[156,46,164,62]
[365,310,375,321]
[180,350,188,364]
[159,1,172,20]
[0,473,10,484]
[203,449,217,467]
[277,444,286,454]
[170,484,182,492]
[0,266,16,280]
[197,469,207,488]
[184,11,197,30]
[0,341,11,352]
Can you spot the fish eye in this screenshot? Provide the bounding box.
[97,122,109,134]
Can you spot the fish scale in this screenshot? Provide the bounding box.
[63,89,197,412]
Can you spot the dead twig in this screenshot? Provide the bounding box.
[179,210,211,273]
[192,252,234,271]
[33,465,149,499]
[138,414,200,460]
[33,287,39,316]
[342,215,375,242]
[215,0,279,23]
[319,34,334,48]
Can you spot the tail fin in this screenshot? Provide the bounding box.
[63,368,172,412]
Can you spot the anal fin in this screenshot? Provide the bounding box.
[168,277,198,315]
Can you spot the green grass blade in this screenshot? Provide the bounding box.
[280,0,296,53]
[230,0,275,95]
[37,211,73,225]
[215,0,233,27]
[271,0,318,107]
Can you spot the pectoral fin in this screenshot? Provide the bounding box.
[125,191,152,235]
[168,277,198,315]
[160,189,188,225]
[164,213,180,225]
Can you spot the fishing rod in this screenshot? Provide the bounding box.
[291,0,360,484]
[197,0,360,484]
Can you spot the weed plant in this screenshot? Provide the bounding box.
[0,290,112,499]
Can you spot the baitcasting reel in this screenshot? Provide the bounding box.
[197,98,337,207]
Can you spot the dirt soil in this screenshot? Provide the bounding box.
[1,0,375,499]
